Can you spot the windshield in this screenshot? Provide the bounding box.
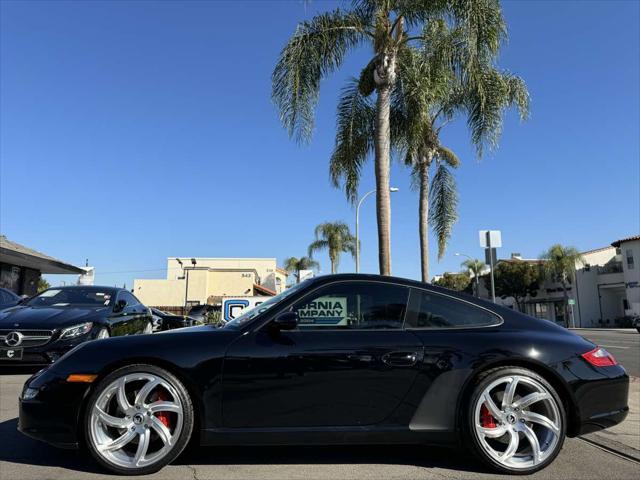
[27,288,115,308]
[223,281,309,329]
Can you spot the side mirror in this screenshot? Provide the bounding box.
[273,311,298,330]
[113,299,127,312]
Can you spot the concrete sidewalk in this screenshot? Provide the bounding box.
[582,376,640,461]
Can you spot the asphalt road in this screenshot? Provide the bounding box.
[573,329,640,377]
[1,372,639,480]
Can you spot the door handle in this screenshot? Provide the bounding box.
[347,354,374,363]
[382,351,419,367]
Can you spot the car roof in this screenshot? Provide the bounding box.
[302,273,500,310]
[45,285,119,291]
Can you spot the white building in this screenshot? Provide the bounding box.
[481,235,640,327]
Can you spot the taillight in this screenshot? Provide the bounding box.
[581,347,618,367]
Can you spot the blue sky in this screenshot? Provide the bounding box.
[1,0,638,288]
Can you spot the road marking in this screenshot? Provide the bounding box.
[598,345,630,349]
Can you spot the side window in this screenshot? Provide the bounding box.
[119,291,138,306]
[405,289,500,329]
[290,281,409,330]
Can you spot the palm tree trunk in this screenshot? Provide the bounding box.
[375,84,392,276]
[330,252,337,274]
[418,160,430,282]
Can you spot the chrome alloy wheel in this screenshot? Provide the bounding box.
[473,375,561,470]
[89,373,184,469]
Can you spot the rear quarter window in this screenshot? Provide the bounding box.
[405,288,501,329]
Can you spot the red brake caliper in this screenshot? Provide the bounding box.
[153,390,171,428]
[480,404,497,428]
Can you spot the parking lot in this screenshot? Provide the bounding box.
[2,368,639,480]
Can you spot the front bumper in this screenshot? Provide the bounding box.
[0,335,94,366]
[18,368,91,448]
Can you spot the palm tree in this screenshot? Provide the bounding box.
[308,222,357,274]
[283,256,320,283]
[273,0,508,276]
[540,244,584,327]
[331,38,529,282]
[461,258,486,297]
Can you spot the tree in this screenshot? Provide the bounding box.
[461,258,486,297]
[308,222,357,274]
[329,21,528,282]
[488,261,541,311]
[273,0,510,276]
[283,256,320,283]
[433,271,470,291]
[37,278,50,293]
[540,244,584,327]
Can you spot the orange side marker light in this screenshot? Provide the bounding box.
[66,374,98,383]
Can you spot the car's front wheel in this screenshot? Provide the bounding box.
[466,367,566,474]
[84,364,194,475]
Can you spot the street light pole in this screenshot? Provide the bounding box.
[355,187,398,273]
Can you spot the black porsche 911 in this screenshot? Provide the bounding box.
[18,275,628,475]
[1,286,153,365]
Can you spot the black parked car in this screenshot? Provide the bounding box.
[0,287,21,310]
[150,308,202,331]
[186,304,215,324]
[1,286,153,365]
[19,275,628,475]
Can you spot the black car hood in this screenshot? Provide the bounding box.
[0,305,108,330]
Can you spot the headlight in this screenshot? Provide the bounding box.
[22,387,39,400]
[59,322,94,339]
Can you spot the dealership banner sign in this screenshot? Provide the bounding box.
[222,297,269,322]
[297,297,348,326]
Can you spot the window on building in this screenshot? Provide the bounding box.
[554,302,565,324]
[290,281,409,330]
[533,302,549,319]
[626,249,634,270]
[405,289,501,329]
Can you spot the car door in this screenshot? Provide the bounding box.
[109,291,140,336]
[221,280,424,428]
[127,292,149,333]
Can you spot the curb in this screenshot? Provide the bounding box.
[569,328,638,332]
[580,434,640,463]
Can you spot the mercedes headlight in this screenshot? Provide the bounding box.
[59,322,94,339]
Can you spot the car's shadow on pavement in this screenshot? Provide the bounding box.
[0,416,492,476]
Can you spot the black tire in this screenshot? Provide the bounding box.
[83,364,194,475]
[464,366,567,475]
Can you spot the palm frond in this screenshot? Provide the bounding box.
[463,68,530,157]
[272,8,369,143]
[436,145,460,168]
[308,239,330,258]
[429,161,458,259]
[330,79,376,203]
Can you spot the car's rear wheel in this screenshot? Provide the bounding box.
[466,367,566,474]
[84,364,194,475]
